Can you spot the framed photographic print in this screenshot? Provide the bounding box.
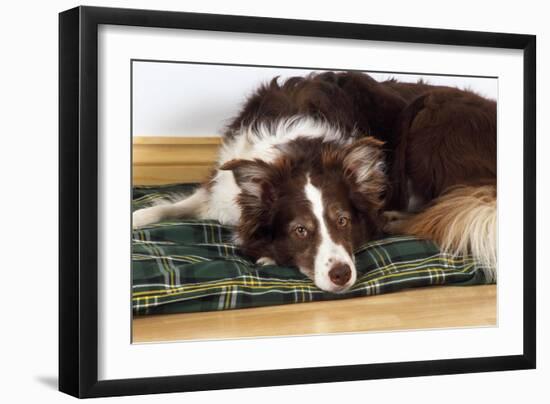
[59,6,536,398]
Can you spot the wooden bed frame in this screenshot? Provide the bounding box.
[132,136,497,343]
[133,136,221,185]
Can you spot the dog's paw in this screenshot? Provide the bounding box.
[383,210,410,222]
[256,257,277,266]
[132,206,163,229]
[382,210,411,234]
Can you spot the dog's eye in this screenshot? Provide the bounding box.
[337,216,350,228]
[294,225,308,238]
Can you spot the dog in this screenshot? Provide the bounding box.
[133,71,497,292]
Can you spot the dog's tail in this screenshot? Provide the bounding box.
[394,183,497,282]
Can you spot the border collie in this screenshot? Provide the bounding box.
[133,72,496,293]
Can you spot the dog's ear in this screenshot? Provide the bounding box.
[219,159,276,207]
[343,137,386,187]
[341,137,387,214]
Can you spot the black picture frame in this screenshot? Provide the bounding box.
[59,5,536,398]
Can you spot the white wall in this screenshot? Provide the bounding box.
[133,61,497,136]
[1,1,547,403]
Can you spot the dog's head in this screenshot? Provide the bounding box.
[220,137,386,293]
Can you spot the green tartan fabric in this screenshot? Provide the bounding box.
[132,184,492,315]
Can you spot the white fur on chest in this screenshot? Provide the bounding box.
[199,117,350,225]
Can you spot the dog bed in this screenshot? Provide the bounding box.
[132,184,493,315]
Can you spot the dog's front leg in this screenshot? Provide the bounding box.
[133,187,209,228]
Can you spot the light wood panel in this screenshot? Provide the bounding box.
[132,285,496,343]
[133,136,222,185]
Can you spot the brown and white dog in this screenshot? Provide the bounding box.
[133,72,497,293]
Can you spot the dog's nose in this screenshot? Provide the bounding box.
[328,263,351,286]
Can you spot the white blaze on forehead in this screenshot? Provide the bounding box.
[303,176,356,292]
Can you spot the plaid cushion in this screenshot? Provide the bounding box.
[132,184,492,315]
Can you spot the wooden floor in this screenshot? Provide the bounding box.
[132,285,496,343]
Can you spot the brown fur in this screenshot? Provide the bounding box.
[390,88,496,207]
[227,72,407,150]
[384,86,497,280]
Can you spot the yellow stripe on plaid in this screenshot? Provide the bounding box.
[359,263,476,286]
[133,279,318,300]
[360,255,477,279]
